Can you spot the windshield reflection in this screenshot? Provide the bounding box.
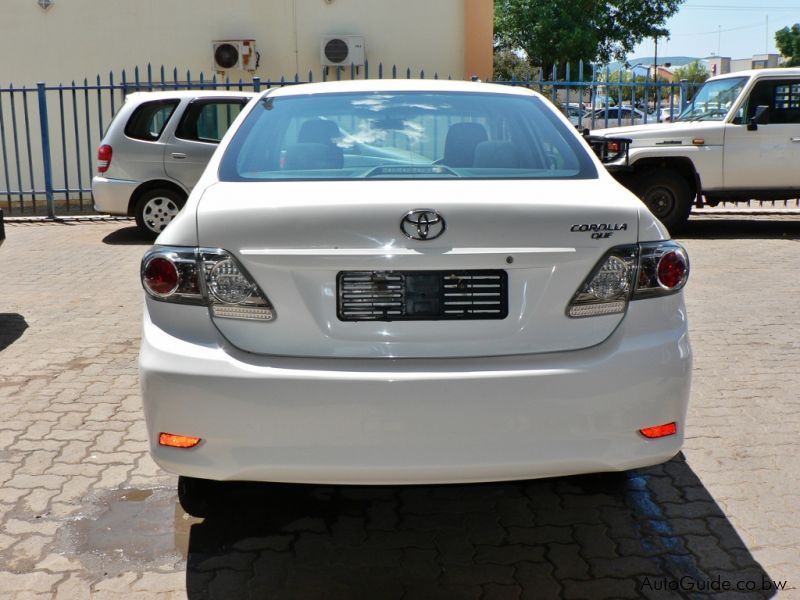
[677,76,748,122]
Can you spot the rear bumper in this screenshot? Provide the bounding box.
[140,297,692,485]
[91,176,137,216]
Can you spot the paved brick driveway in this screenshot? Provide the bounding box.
[0,217,797,599]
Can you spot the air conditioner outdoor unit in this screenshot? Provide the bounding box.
[320,35,365,67]
[212,40,257,72]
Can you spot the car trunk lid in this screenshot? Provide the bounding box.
[196,179,640,358]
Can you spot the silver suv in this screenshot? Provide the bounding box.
[92,91,256,235]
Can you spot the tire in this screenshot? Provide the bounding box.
[134,188,186,237]
[177,476,228,518]
[633,169,693,233]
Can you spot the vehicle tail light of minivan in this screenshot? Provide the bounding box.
[141,246,275,321]
[97,144,113,173]
[568,241,689,318]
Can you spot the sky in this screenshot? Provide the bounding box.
[629,1,800,61]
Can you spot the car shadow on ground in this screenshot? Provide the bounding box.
[183,453,779,599]
[102,226,154,246]
[680,215,800,240]
[0,313,28,351]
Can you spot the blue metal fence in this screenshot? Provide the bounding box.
[0,62,690,218]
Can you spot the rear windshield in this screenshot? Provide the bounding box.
[219,91,597,181]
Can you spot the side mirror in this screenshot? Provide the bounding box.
[747,105,769,131]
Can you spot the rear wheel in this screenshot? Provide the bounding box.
[633,169,693,233]
[134,188,186,237]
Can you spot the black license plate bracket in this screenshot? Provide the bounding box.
[337,270,508,322]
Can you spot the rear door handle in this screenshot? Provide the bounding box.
[791,138,800,143]
[171,152,187,159]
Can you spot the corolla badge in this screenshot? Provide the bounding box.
[571,222,628,239]
[401,209,446,241]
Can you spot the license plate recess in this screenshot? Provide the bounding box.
[337,270,508,321]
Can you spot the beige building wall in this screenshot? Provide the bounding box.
[0,0,493,86]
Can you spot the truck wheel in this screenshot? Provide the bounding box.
[134,188,186,237]
[633,170,693,233]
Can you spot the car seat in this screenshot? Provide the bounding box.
[440,122,489,167]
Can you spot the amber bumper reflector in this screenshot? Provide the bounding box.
[639,422,677,439]
[159,433,202,448]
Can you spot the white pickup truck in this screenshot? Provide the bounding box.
[592,68,800,231]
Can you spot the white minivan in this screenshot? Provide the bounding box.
[92,91,255,235]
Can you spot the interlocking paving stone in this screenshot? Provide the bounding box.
[0,217,798,597]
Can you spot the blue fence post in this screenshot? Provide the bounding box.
[679,79,689,111]
[577,60,585,125]
[253,76,261,93]
[36,82,55,219]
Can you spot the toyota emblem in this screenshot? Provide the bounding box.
[400,209,446,241]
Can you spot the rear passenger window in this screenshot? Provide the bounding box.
[176,100,247,143]
[124,100,179,141]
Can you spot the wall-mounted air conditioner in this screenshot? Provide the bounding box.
[212,40,257,72]
[320,35,365,67]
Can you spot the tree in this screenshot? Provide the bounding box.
[493,49,538,81]
[775,24,800,67]
[672,60,709,101]
[606,69,668,102]
[672,61,709,84]
[494,0,685,79]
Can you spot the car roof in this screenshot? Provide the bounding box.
[125,90,258,102]
[262,79,541,99]
[708,67,800,82]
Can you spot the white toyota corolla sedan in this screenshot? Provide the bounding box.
[139,79,691,502]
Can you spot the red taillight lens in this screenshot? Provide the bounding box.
[639,422,678,439]
[657,251,688,289]
[143,256,179,296]
[97,144,112,174]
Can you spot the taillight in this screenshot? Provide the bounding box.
[97,144,112,173]
[143,256,179,297]
[568,241,689,318]
[568,245,637,318]
[141,246,275,321]
[634,242,689,298]
[141,248,203,304]
[657,251,688,289]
